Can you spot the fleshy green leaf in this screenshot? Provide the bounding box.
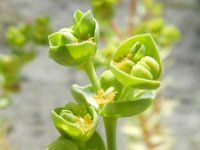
[78,10,95,40]
[46,136,78,150]
[73,10,84,27]
[86,131,106,150]
[99,97,153,117]
[48,41,97,67]
[71,84,98,108]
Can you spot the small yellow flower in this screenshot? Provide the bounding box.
[93,87,117,105]
[75,114,93,133]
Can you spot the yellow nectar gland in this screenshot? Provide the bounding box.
[75,114,93,133]
[93,87,117,105]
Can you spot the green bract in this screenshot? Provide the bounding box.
[48,10,99,67]
[110,34,162,90]
[51,102,98,142]
[47,131,106,150]
[71,83,154,117]
[72,10,99,43]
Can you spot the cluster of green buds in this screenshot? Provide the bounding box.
[110,34,162,90]
[47,10,162,150]
[51,102,98,141]
[90,0,119,22]
[0,16,52,109]
[0,54,22,109]
[140,0,163,17]
[32,16,52,44]
[0,54,21,93]
[133,18,180,48]
[48,10,99,67]
[5,16,52,65]
[6,16,52,46]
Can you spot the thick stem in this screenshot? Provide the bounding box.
[83,60,101,92]
[103,117,117,150]
[118,86,133,101]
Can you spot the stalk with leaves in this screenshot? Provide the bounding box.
[46,9,162,150]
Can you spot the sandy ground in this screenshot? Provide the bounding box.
[0,0,200,150]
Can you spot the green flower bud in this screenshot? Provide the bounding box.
[51,102,98,142]
[6,27,27,47]
[100,70,122,99]
[48,10,99,67]
[0,54,21,74]
[49,30,75,46]
[159,25,180,46]
[32,16,52,44]
[72,10,99,43]
[110,34,162,90]
[90,0,119,21]
[114,60,135,73]
[0,54,21,92]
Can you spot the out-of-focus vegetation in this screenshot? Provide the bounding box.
[0,15,53,149]
[0,15,52,109]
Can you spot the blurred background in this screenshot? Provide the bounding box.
[0,0,200,150]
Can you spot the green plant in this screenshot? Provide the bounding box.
[5,15,52,65]
[0,54,21,109]
[46,10,162,150]
[0,15,53,150]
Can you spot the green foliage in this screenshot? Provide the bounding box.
[133,18,180,48]
[5,16,52,65]
[47,9,162,149]
[0,54,21,93]
[110,34,162,90]
[48,10,99,67]
[51,102,98,142]
[90,0,119,22]
[47,131,106,150]
[0,15,53,110]
[85,131,106,150]
[47,136,79,150]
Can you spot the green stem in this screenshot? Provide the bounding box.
[83,60,101,92]
[118,86,134,101]
[103,117,117,150]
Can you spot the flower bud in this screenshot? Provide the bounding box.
[51,102,98,142]
[48,10,99,67]
[0,54,21,92]
[72,10,99,43]
[110,34,162,90]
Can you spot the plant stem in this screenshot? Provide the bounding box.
[109,20,122,38]
[118,86,133,101]
[83,60,101,92]
[138,114,154,150]
[127,0,137,35]
[103,117,117,150]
